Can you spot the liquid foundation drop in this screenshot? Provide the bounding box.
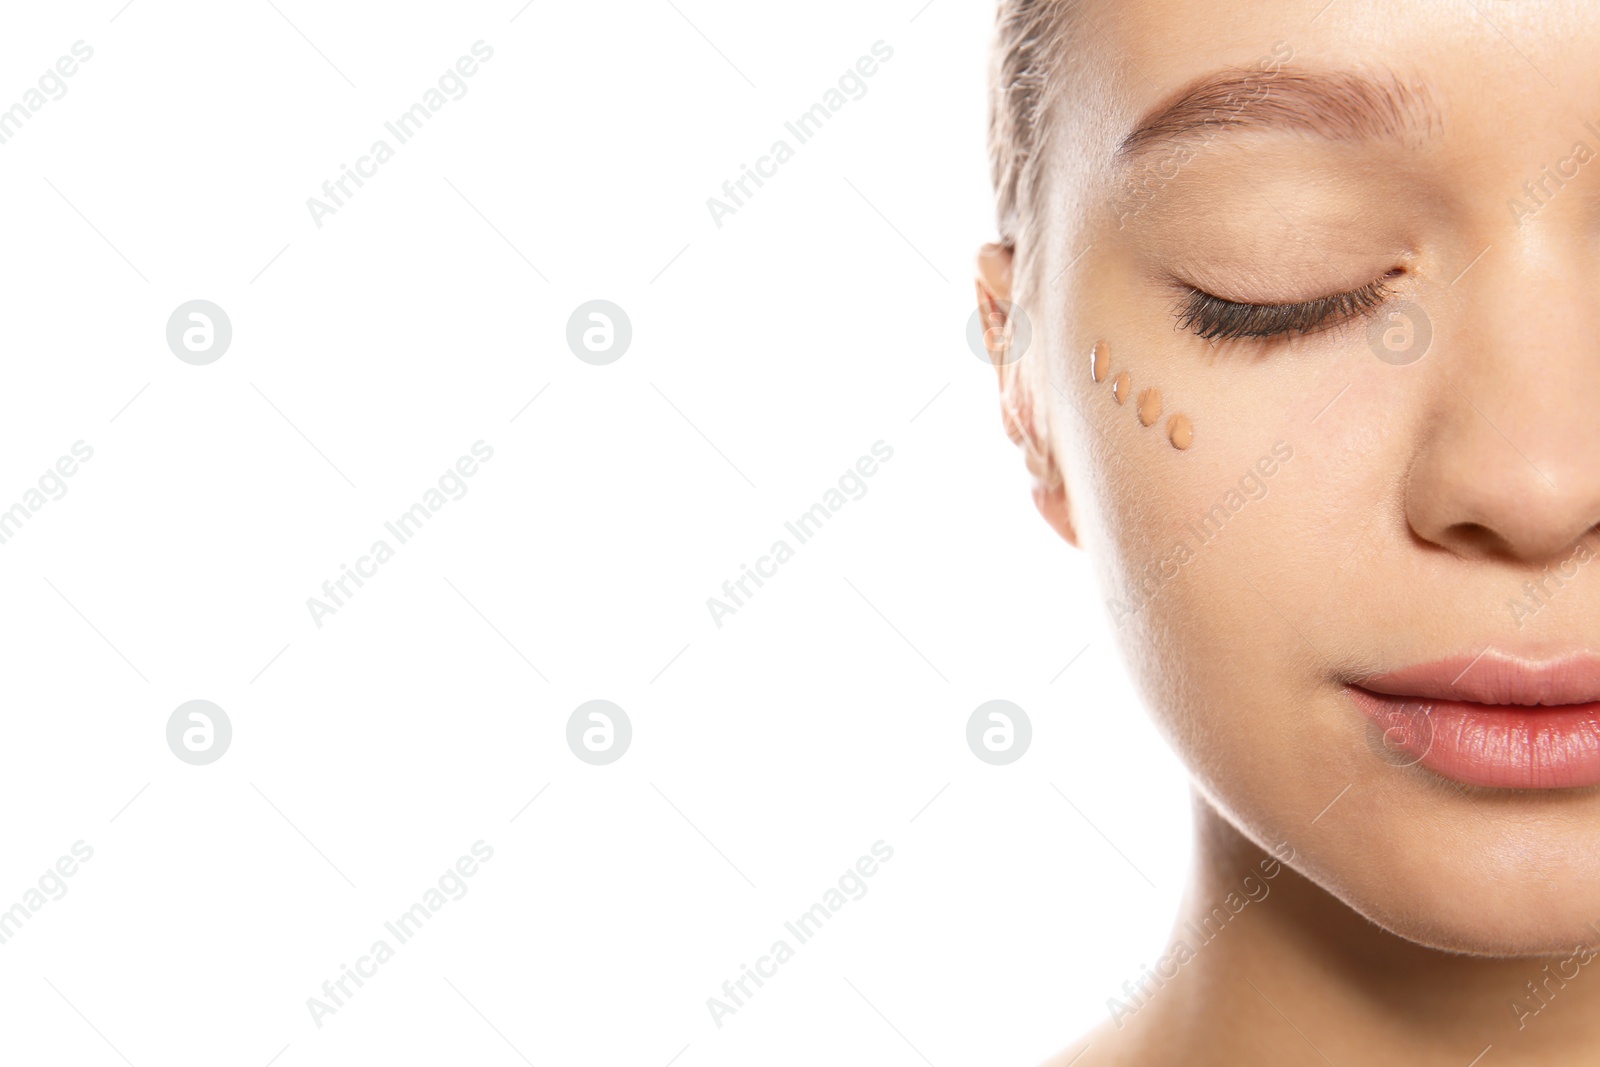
[1111,372,1132,404]
[1138,388,1162,427]
[1167,413,1194,450]
[1091,341,1110,383]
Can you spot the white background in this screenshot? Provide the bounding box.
[0,2,1191,1064]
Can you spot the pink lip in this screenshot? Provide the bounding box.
[1349,650,1600,789]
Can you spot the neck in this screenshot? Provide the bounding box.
[1081,796,1600,1066]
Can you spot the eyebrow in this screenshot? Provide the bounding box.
[1116,68,1440,163]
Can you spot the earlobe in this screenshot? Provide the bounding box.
[1033,479,1080,548]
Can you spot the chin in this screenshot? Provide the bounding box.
[1307,810,1600,957]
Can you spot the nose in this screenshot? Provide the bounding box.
[1406,261,1600,562]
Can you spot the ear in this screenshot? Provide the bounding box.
[975,242,1079,548]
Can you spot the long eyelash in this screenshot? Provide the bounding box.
[1176,273,1398,341]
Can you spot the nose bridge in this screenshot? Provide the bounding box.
[1407,247,1600,561]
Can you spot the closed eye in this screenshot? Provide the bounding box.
[1175,269,1402,341]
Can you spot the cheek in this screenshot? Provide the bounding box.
[1060,334,1600,951]
[1055,320,1372,845]
[1085,424,1313,723]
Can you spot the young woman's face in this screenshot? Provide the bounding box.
[1036,0,1600,953]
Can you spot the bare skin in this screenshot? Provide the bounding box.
[1044,807,1600,1065]
[979,1,1600,1063]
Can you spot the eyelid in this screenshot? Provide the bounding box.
[1174,270,1401,341]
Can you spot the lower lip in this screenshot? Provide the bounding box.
[1347,687,1600,789]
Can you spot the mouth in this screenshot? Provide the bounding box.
[1347,650,1600,790]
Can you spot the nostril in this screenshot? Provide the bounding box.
[1438,521,1510,558]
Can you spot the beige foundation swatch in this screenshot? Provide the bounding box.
[1138,388,1162,427]
[1167,413,1194,450]
[1094,341,1194,450]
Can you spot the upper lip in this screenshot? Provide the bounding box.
[1355,649,1600,706]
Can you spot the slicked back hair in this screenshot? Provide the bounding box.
[988,0,1076,254]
